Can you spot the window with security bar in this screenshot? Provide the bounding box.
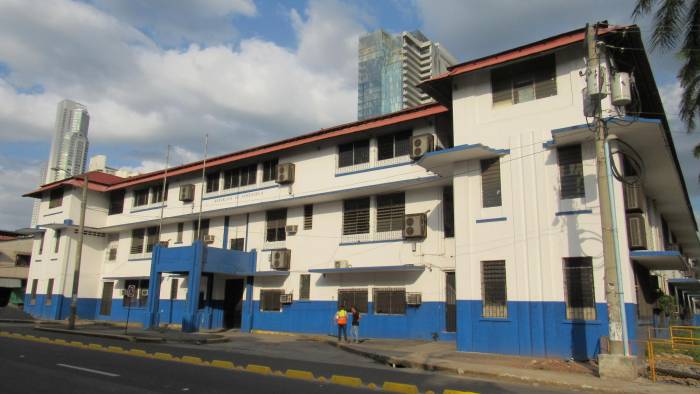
[481,158,502,208]
[376,192,404,233]
[373,288,406,315]
[130,228,145,254]
[377,130,411,161]
[491,54,556,106]
[482,260,507,318]
[557,144,585,199]
[266,208,287,242]
[260,289,283,311]
[338,289,368,313]
[303,204,313,230]
[343,197,370,236]
[563,257,596,320]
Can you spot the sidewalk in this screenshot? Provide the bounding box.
[325,338,699,393]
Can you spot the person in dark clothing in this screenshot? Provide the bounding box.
[350,305,360,343]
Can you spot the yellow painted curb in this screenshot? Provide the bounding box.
[128,349,148,357]
[443,390,479,394]
[285,369,315,381]
[211,360,235,369]
[382,382,420,394]
[107,346,125,353]
[367,383,378,390]
[250,329,297,337]
[153,352,175,361]
[330,375,363,388]
[88,343,104,350]
[181,356,206,365]
[246,364,272,375]
[38,336,52,342]
[53,339,68,344]
[70,341,86,348]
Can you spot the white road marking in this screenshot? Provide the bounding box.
[56,363,120,377]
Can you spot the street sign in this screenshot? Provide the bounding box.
[126,284,136,298]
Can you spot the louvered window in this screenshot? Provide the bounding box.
[206,172,220,193]
[145,226,159,253]
[108,190,125,215]
[262,159,278,182]
[266,208,287,242]
[491,54,557,106]
[338,289,368,313]
[343,197,370,235]
[443,186,454,237]
[377,131,411,161]
[338,140,370,168]
[49,188,63,209]
[557,144,585,199]
[376,193,405,232]
[300,274,311,300]
[563,257,596,320]
[260,289,283,311]
[303,204,313,230]
[133,188,149,207]
[130,229,145,254]
[481,158,502,208]
[230,238,244,251]
[374,288,406,315]
[482,260,507,318]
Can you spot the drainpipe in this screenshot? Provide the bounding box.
[605,137,630,356]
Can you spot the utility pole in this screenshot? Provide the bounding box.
[68,172,88,329]
[586,23,634,377]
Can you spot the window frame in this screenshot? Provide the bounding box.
[108,190,125,215]
[265,208,287,243]
[206,172,220,193]
[151,183,168,204]
[373,288,406,315]
[299,274,311,300]
[176,223,184,244]
[303,204,313,230]
[53,229,61,253]
[342,197,370,236]
[481,158,502,208]
[260,289,283,312]
[230,237,245,251]
[375,192,405,233]
[30,279,38,305]
[48,188,63,209]
[490,53,557,107]
[130,228,145,254]
[338,140,370,168]
[377,130,412,161]
[557,144,585,200]
[443,186,454,238]
[145,226,159,253]
[45,278,54,306]
[338,288,368,314]
[481,260,507,318]
[563,257,597,321]
[262,158,279,182]
[133,188,150,207]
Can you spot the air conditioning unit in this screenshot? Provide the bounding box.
[276,163,295,184]
[409,134,434,160]
[626,213,647,250]
[285,225,298,235]
[203,234,215,244]
[141,289,149,296]
[406,292,422,306]
[334,260,350,269]
[179,184,195,202]
[623,183,645,212]
[280,293,293,304]
[403,213,427,239]
[270,249,291,270]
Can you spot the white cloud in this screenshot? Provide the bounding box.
[0,156,42,230]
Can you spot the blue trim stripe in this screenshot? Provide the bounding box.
[339,238,404,246]
[555,209,593,216]
[203,184,279,201]
[475,217,507,224]
[630,250,682,257]
[335,161,413,177]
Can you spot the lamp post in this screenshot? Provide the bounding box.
[52,168,88,330]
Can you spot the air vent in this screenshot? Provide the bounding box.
[406,292,422,306]
[626,213,647,250]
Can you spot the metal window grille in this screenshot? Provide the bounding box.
[563,257,596,320]
[338,289,368,313]
[373,288,406,315]
[376,193,405,233]
[108,190,125,215]
[300,274,311,300]
[303,204,313,230]
[145,226,159,253]
[262,159,278,182]
[482,260,507,318]
[206,172,220,193]
[266,208,287,242]
[557,144,585,199]
[133,188,149,207]
[130,229,145,254]
[490,54,557,106]
[30,279,38,305]
[377,130,411,161]
[45,279,54,306]
[49,188,63,209]
[260,290,283,311]
[230,238,245,251]
[342,197,370,235]
[443,186,454,237]
[481,158,502,208]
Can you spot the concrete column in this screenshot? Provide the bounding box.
[182,241,204,332]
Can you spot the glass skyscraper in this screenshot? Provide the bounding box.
[46,99,90,183]
[357,30,456,120]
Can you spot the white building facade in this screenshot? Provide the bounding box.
[24,25,699,360]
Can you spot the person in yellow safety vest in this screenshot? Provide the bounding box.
[335,305,348,342]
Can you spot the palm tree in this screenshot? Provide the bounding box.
[633,0,700,131]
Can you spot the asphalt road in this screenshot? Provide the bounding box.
[0,324,573,393]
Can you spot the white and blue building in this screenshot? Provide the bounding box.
[23,24,700,360]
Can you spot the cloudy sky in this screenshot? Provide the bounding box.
[0,0,698,230]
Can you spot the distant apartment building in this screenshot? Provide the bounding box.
[357,30,456,120]
[0,230,38,307]
[46,99,90,183]
[22,25,700,360]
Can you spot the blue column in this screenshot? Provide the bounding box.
[182,241,204,332]
[241,249,256,332]
[144,245,163,329]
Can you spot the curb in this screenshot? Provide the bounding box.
[327,341,655,394]
[34,326,163,343]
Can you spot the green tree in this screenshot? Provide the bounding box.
[634,0,700,131]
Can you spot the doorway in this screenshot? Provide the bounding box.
[445,272,456,332]
[99,282,114,316]
[224,279,245,329]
